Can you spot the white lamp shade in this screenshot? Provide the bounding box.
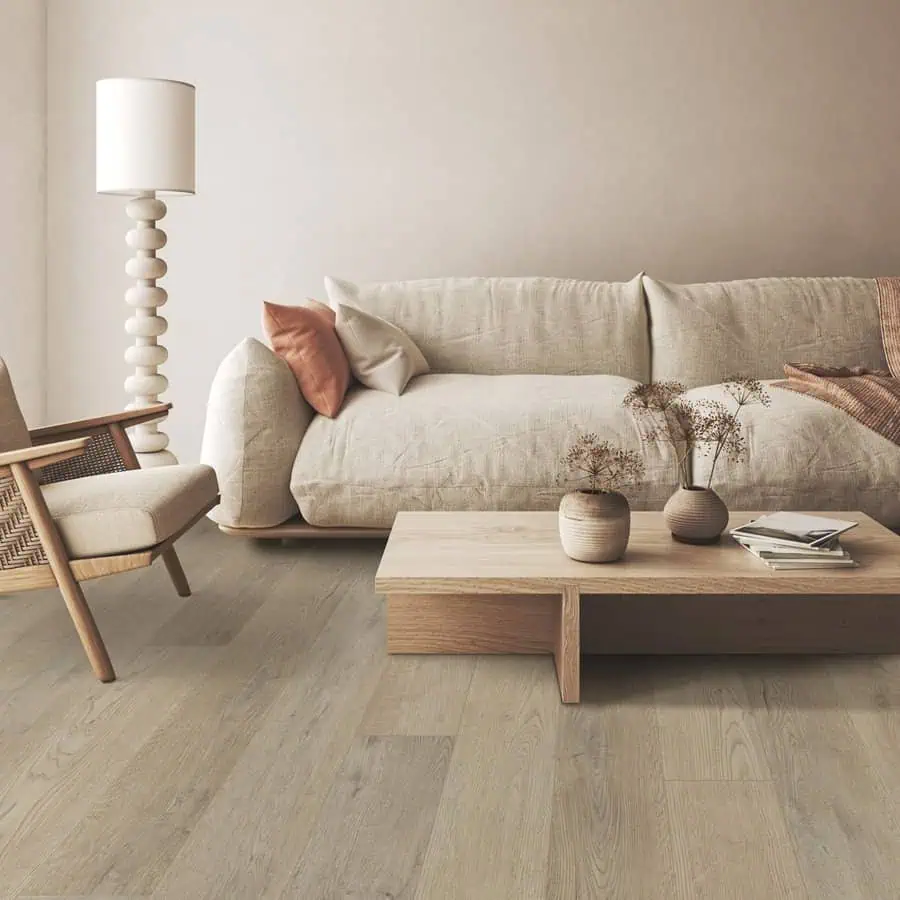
[96,78,195,195]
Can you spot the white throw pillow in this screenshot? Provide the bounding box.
[333,303,429,394]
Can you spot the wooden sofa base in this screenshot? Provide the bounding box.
[219,515,389,540]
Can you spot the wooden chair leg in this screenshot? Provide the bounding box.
[10,461,116,683]
[162,547,191,597]
[56,570,116,683]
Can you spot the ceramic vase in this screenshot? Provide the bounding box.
[663,486,729,544]
[558,490,631,563]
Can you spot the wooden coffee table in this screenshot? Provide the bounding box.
[374,510,900,703]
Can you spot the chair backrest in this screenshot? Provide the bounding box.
[0,358,31,452]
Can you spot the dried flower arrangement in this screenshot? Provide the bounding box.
[623,377,771,489]
[559,432,645,494]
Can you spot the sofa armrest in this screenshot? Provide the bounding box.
[200,337,314,528]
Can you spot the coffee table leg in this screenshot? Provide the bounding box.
[554,584,580,703]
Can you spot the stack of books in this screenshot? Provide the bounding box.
[729,512,859,570]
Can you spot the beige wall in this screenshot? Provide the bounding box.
[1,0,45,424]
[47,0,900,459]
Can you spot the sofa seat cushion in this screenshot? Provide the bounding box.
[687,382,900,528]
[292,374,674,529]
[42,464,219,558]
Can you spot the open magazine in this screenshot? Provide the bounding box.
[730,512,858,549]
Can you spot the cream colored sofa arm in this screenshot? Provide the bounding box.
[200,338,314,528]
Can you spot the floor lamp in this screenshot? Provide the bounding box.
[96,77,196,467]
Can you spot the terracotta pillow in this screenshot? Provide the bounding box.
[262,300,351,418]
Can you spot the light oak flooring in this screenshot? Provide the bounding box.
[3,521,900,898]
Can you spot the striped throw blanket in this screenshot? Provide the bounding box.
[775,277,900,445]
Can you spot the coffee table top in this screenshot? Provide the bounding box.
[375,511,900,595]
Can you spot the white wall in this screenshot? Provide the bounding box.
[47,0,900,460]
[1,0,45,424]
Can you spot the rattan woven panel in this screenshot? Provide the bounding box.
[40,430,127,484]
[0,473,47,569]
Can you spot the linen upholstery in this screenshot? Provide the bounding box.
[262,300,351,418]
[0,359,31,452]
[200,338,313,528]
[333,303,430,394]
[42,464,219,558]
[325,275,649,380]
[291,374,675,528]
[644,276,887,387]
[688,382,900,528]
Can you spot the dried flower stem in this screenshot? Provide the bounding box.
[624,377,770,489]
[559,433,645,494]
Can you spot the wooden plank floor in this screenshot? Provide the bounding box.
[3,521,900,898]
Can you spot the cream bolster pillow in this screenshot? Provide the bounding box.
[200,337,314,528]
[333,302,430,395]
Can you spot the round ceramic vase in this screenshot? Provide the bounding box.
[558,490,631,563]
[663,486,729,544]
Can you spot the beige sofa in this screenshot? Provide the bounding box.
[201,274,900,535]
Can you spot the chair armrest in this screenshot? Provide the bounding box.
[0,437,90,471]
[29,403,172,443]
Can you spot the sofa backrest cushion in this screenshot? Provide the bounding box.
[644,275,888,387]
[325,274,649,380]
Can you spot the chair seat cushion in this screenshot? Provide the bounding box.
[42,464,219,558]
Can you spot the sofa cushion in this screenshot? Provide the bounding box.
[291,374,674,528]
[645,276,888,388]
[42,464,219,558]
[687,382,900,528]
[333,303,430,394]
[0,359,31,452]
[262,300,351,418]
[200,338,313,528]
[325,275,649,380]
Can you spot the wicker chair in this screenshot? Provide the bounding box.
[0,359,219,682]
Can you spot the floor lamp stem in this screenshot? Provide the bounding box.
[124,191,176,466]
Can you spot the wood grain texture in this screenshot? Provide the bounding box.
[4,527,900,897]
[150,562,386,899]
[361,656,476,736]
[387,592,557,654]
[555,584,580,703]
[282,736,453,898]
[655,662,771,781]
[11,463,115,682]
[20,669,283,895]
[666,780,807,899]
[547,658,676,899]
[376,510,900,594]
[414,656,559,899]
[161,547,191,597]
[28,403,171,442]
[747,659,900,899]
[0,437,89,468]
[0,551,152,593]
[0,647,220,895]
